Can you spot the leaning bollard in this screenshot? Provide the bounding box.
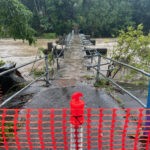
[144,81,150,136]
[70,92,85,150]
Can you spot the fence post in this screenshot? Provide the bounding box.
[44,49,50,86]
[144,81,150,136]
[96,55,101,83]
[70,92,85,150]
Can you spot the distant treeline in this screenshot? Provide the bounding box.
[0,0,149,40]
[20,0,150,37]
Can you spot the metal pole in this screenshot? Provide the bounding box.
[144,81,150,135]
[56,58,60,70]
[96,55,101,82]
[98,54,150,77]
[44,54,50,86]
[0,57,44,77]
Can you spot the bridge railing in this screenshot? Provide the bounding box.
[97,53,150,108]
[0,33,74,108]
[81,34,150,108]
[0,52,50,108]
[0,108,150,150]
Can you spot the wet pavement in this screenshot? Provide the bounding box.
[56,35,94,80]
[0,36,147,109]
[23,85,120,109]
[20,35,120,109]
[0,36,147,150]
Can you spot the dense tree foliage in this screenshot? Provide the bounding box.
[20,0,150,36]
[130,0,150,34]
[0,0,35,44]
[0,0,149,38]
[21,0,77,35]
[78,0,132,36]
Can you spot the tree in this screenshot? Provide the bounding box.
[47,0,77,35]
[112,24,150,72]
[0,0,35,44]
[21,0,51,34]
[130,0,150,33]
[20,0,149,37]
[78,0,133,37]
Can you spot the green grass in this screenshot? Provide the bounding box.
[0,60,5,67]
[31,68,45,78]
[82,75,95,80]
[41,32,57,39]
[0,120,23,143]
[94,79,109,88]
[0,122,14,142]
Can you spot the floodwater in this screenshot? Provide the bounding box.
[0,38,56,76]
[0,38,116,64]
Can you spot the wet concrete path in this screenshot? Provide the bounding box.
[22,35,120,109]
[58,35,87,80]
[57,35,92,80]
[4,34,145,109]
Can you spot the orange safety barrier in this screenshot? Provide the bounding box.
[0,108,150,150]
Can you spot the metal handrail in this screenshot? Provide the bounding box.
[0,73,46,108]
[98,53,150,77]
[0,57,44,77]
[0,55,50,108]
[99,72,146,107]
[84,53,150,77]
[81,34,150,108]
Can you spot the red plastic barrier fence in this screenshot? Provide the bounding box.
[0,108,150,150]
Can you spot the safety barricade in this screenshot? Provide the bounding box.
[0,108,150,150]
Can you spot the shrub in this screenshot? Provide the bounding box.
[41,33,57,39]
[113,24,150,72]
[0,60,5,67]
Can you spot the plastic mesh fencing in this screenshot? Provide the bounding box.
[0,108,150,150]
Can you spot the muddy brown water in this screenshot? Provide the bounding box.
[0,39,56,77]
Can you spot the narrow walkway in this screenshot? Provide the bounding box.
[58,35,89,80]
